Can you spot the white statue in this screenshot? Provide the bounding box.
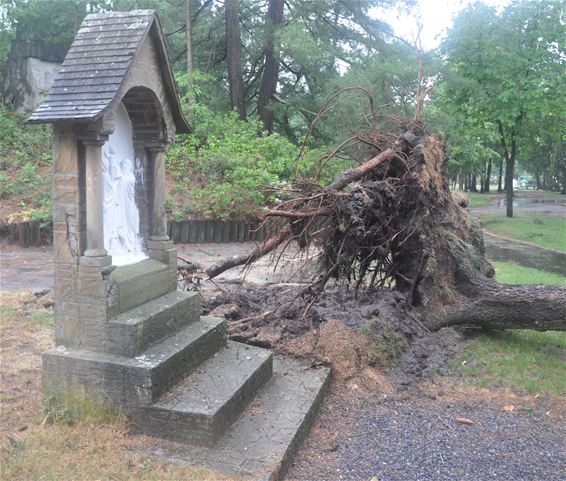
[101,103,147,266]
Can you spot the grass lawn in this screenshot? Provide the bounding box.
[461,191,498,208]
[481,213,566,251]
[492,261,566,285]
[0,291,233,481]
[459,261,566,396]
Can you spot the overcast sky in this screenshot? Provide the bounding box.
[371,0,512,50]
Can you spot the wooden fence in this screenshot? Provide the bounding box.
[167,219,267,243]
[0,219,273,248]
[0,221,52,247]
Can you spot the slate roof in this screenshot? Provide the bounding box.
[28,10,190,133]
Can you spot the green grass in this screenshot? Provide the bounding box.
[462,192,497,208]
[481,213,566,251]
[492,261,566,285]
[459,330,566,396]
[459,261,566,396]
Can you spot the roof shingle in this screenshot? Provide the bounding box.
[28,10,189,133]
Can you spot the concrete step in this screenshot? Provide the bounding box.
[107,291,201,356]
[43,316,227,405]
[132,341,273,445]
[145,357,331,481]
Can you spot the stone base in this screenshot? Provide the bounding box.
[43,316,227,405]
[108,258,177,316]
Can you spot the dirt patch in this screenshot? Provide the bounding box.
[202,281,463,386]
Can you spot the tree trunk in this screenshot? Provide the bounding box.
[225,0,246,119]
[561,166,566,195]
[185,0,194,87]
[497,121,515,217]
[470,174,478,192]
[504,136,516,218]
[497,156,504,193]
[484,158,492,193]
[429,233,566,331]
[434,284,566,331]
[257,0,285,133]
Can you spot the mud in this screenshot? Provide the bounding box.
[202,281,463,388]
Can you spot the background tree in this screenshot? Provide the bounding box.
[436,0,565,213]
[225,0,246,118]
[257,0,284,132]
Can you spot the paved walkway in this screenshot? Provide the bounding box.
[0,246,54,292]
[0,242,264,292]
[469,191,566,218]
[483,232,566,276]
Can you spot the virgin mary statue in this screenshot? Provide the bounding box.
[101,103,147,266]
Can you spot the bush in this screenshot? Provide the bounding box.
[0,106,52,222]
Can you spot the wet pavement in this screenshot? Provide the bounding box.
[470,191,566,218]
[0,246,54,292]
[484,232,566,276]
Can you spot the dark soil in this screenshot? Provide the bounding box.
[202,281,464,387]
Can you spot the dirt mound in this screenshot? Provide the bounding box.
[203,281,462,386]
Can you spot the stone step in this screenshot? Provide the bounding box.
[131,341,273,445]
[108,258,177,317]
[145,357,331,481]
[43,316,227,406]
[107,291,201,356]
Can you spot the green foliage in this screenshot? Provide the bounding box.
[431,0,566,189]
[0,106,52,222]
[166,73,340,219]
[167,107,297,219]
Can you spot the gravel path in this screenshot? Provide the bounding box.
[289,385,566,481]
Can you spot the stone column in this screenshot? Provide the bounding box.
[81,138,111,267]
[149,145,169,241]
[147,145,175,267]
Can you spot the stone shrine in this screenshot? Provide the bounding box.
[30,10,328,480]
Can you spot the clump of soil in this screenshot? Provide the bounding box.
[202,281,463,387]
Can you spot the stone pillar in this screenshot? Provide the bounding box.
[149,145,168,241]
[147,145,175,267]
[81,138,111,267]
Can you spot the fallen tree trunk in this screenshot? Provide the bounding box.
[433,284,566,331]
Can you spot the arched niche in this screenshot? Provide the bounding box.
[121,86,167,144]
[101,86,169,266]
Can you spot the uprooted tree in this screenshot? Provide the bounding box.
[206,126,565,333]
